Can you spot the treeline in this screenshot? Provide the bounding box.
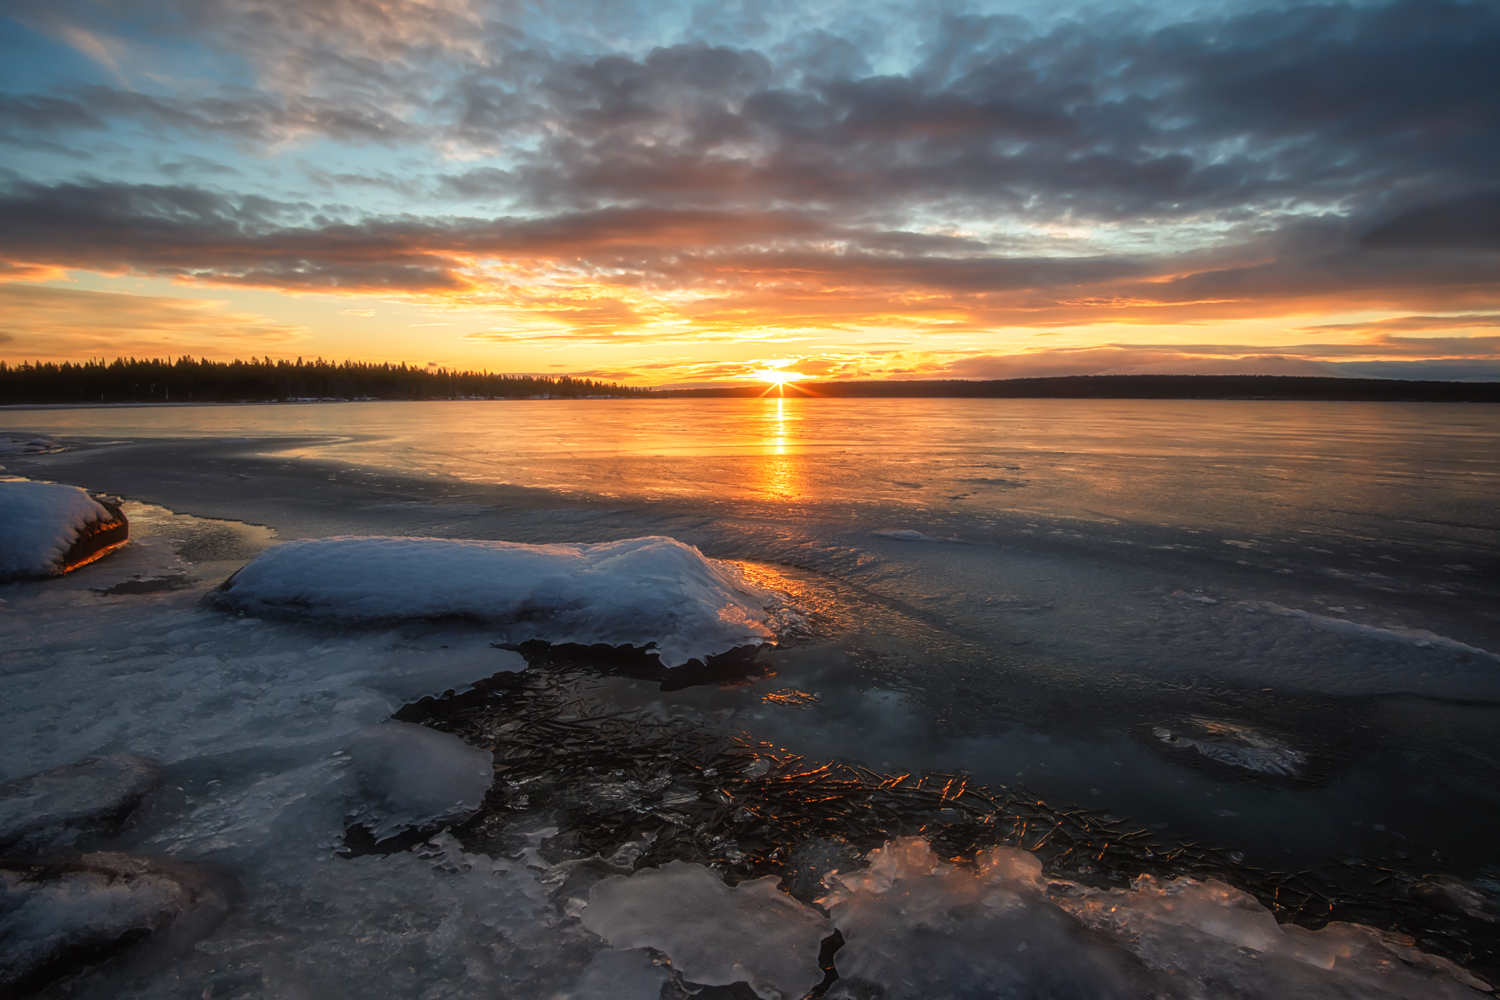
[0,357,649,404]
[661,374,1500,402]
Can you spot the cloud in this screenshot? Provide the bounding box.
[1,0,1499,361]
[0,178,471,292]
[1360,191,1500,251]
[3,175,1500,345]
[1300,314,1500,334]
[565,332,1500,386]
[0,282,308,359]
[5,0,1496,225]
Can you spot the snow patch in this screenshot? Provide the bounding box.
[212,535,773,667]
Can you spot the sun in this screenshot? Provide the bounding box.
[754,368,810,386]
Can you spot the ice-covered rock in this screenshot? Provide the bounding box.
[0,853,225,998]
[0,481,129,581]
[345,722,494,841]
[582,861,830,1000]
[211,535,773,667]
[0,754,162,853]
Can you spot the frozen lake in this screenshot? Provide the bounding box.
[2,398,1498,997]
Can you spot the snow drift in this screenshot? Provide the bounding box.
[210,535,773,667]
[0,481,128,581]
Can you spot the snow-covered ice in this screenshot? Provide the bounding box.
[0,480,126,580]
[212,535,774,667]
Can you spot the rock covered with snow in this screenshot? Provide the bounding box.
[0,481,129,581]
[0,754,162,854]
[582,860,830,1000]
[211,535,773,667]
[345,722,494,841]
[0,853,226,998]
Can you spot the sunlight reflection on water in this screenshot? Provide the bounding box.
[13,397,1498,545]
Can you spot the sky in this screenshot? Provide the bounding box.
[0,0,1497,386]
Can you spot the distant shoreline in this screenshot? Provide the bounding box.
[657,374,1500,403]
[3,374,1499,407]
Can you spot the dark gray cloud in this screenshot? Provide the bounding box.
[0,178,466,290]
[2,173,1498,325]
[1361,190,1500,250]
[428,0,1500,223]
[0,83,423,147]
[6,0,1497,229]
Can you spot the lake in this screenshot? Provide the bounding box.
[3,397,1498,997]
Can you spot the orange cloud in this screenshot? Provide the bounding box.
[0,283,309,361]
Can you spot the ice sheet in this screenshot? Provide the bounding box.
[213,535,773,667]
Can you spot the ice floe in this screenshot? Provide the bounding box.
[0,480,129,580]
[818,836,1490,999]
[344,722,493,841]
[211,535,773,667]
[571,838,1491,1000]
[582,860,830,1000]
